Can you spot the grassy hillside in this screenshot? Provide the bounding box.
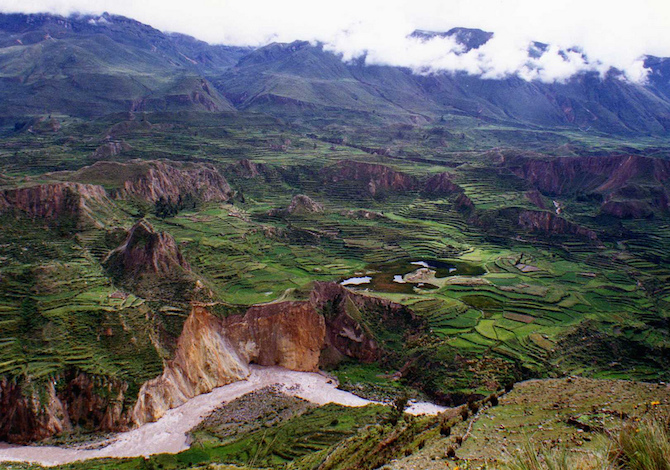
[0,108,667,466]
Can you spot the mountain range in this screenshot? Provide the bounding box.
[1,12,670,134]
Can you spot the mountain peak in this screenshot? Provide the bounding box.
[410,27,493,51]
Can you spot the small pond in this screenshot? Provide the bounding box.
[340,259,485,294]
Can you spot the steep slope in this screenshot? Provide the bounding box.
[2,12,670,133]
[216,41,425,120]
[64,159,234,204]
[0,182,119,228]
[0,13,237,117]
[103,219,195,300]
[321,160,419,197]
[503,153,670,217]
[216,35,670,133]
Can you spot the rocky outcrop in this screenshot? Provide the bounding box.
[105,118,153,138]
[422,172,464,196]
[0,379,68,443]
[17,116,61,134]
[132,281,414,426]
[0,182,114,228]
[132,301,325,424]
[504,154,670,218]
[92,140,132,159]
[323,160,418,197]
[517,210,598,240]
[454,192,475,212]
[472,207,597,241]
[504,155,624,195]
[69,159,233,205]
[228,159,267,178]
[0,373,129,444]
[310,282,419,366]
[222,301,326,371]
[4,281,413,439]
[104,219,190,280]
[286,194,324,215]
[135,78,236,113]
[525,189,547,210]
[103,219,197,301]
[132,306,249,424]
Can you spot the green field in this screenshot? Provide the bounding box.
[0,110,669,467]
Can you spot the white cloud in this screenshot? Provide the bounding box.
[0,0,668,82]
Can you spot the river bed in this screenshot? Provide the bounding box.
[0,365,447,466]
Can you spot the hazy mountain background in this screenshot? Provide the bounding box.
[1,12,669,134]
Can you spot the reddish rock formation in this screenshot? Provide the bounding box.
[0,182,114,228]
[103,219,190,280]
[59,372,129,433]
[422,172,464,196]
[504,155,630,195]
[524,189,548,210]
[223,301,326,372]
[0,379,69,444]
[517,210,598,240]
[132,282,414,426]
[454,192,475,212]
[503,154,670,218]
[69,159,233,205]
[0,373,129,444]
[310,282,418,365]
[323,160,418,197]
[1,281,414,440]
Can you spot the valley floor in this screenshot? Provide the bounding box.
[0,365,445,467]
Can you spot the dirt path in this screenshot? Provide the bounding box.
[0,366,446,466]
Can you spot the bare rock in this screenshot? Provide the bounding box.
[103,219,190,280]
[286,194,324,215]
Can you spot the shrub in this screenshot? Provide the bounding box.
[610,415,670,470]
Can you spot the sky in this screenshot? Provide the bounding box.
[0,0,669,83]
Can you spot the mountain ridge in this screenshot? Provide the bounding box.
[0,12,669,134]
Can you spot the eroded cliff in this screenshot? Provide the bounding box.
[422,172,464,197]
[503,154,670,217]
[131,306,249,424]
[323,160,418,197]
[0,373,129,444]
[68,159,233,205]
[0,182,116,228]
[132,301,326,424]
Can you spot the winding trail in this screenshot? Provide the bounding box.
[0,366,446,466]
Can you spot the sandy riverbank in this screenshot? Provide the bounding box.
[0,365,446,467]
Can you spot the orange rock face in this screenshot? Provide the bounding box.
[224,301,326,372]
[132,301,326,425]
[132,306,249,423]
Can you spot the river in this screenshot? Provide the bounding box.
[0,365,446,466]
